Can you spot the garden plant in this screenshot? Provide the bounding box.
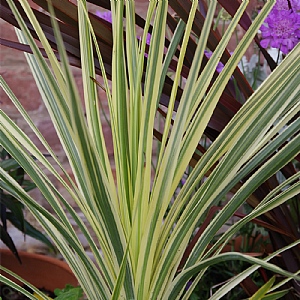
[0,0,300,299]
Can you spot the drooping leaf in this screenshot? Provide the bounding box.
[6,212,56,253]
[0,225,21,263]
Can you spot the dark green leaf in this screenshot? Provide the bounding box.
[22,180,36,192]
[54,285,83,300]
[0,225,21,263]
[7,212,56,253]
[262,289,291,300]
[0,192,25,233]
[0,158,21,170]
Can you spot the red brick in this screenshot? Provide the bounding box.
[0,20,19,42]
[102,121,114,156]
[0,66,42,113]
[27,118,63,153]
[0,20,28,66]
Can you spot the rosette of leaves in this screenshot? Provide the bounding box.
[0,0,300,299]
[0,147,55,262]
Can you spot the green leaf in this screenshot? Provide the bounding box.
[0,225,21,263]
[249,276,276,300]
[54,284,83,300]
[247,276,291,300]
[1,191,25,233]
[6,212,56,253]
[0,158,20,171]
[261,289,291,300]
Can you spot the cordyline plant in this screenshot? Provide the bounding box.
[0,0,300,299]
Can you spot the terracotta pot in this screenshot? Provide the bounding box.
[0,249,78,292]
[221,235,273,255]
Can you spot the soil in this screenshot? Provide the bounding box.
[0,284,55,299]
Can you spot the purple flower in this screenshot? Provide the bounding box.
[185,280,193,291]
[146,33,151,45]
[204,50,225,73]
[95,10,112,23]
[138,33,151,58]
[260,9,300,54]
[138,33,151,45]
[274,0,300,11]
